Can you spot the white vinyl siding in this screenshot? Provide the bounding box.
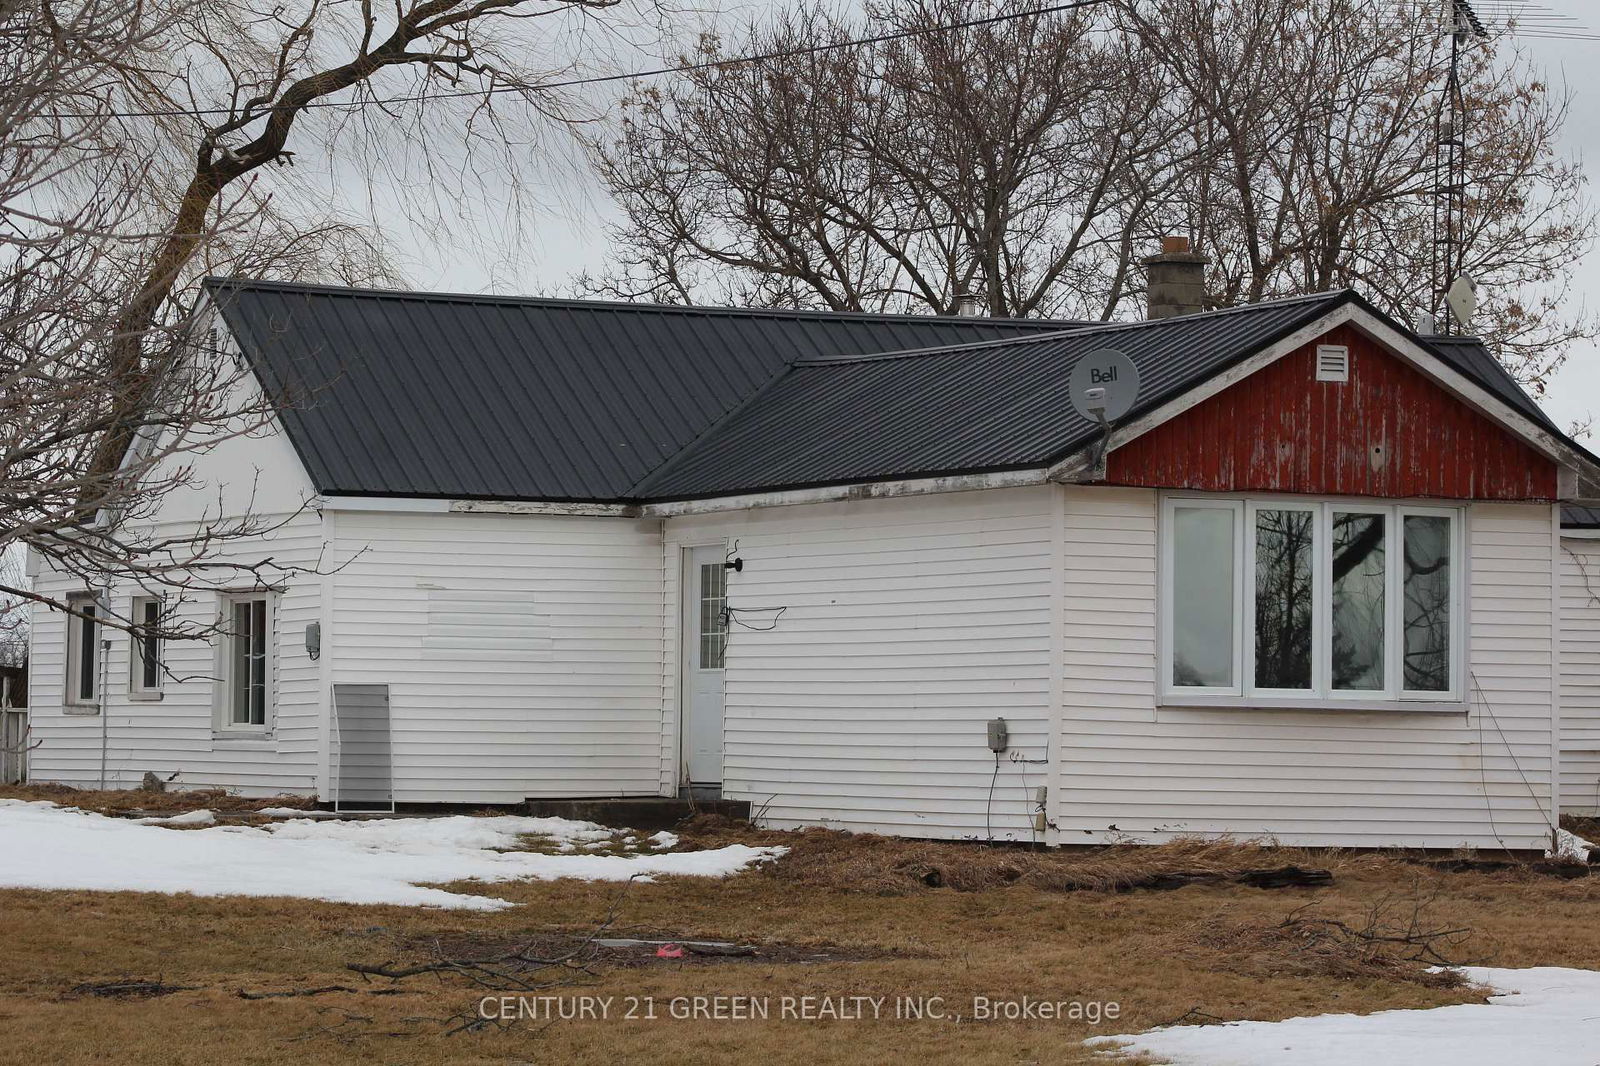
[1059,488,1554,850]
[25,362,323,796]
[665,487,1056,841]
[329,510,665,804]
[27,510,322,794]
[1561,537,1600,815]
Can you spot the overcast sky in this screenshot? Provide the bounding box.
[349,0,1600,437]
[1518,13,1599,434]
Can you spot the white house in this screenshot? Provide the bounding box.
[26,259,1600,851]
[1562,506,1600,816]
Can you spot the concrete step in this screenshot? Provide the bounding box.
[522,796,751,831]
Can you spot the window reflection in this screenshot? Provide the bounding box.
[1254,509,1314,689]
[1332,512,1385,691]
[1403,516,1451,692]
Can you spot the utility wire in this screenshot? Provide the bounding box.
[43,0,1113,123]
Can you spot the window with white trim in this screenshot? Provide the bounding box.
[130,595,164,697]
[65,593,101,706]
[219,592,272,729]
[1161,497,1462,703]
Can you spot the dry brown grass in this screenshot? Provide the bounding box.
[1563,813,1600,842]
[690,820,1400,896]
[0,782,317,814]
[1178,896,1475,988]
[1,812,1598,1066]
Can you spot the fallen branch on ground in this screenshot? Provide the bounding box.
[1275,889,1479,968]
[237,985,412,1000]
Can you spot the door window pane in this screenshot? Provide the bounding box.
[698,563,726,670]
[1172,507,1235,687]
[1403,515,1452,692]
[1332,512,1386,691]
[1254,509,1314,689]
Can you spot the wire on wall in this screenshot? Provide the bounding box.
[985,750,1002,843]
[1009,749,1048,846]
[1470,670,1556,857]
[723,605,787,632]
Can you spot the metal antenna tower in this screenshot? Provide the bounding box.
[1430,0,1487,334]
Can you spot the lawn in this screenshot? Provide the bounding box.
[1,788,1598,1066]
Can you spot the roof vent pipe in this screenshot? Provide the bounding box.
[954,291,982,317]
[1141,236,1209,320]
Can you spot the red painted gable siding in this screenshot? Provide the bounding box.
[1104,325,1557,500]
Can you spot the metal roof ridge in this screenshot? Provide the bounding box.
[789,290,1353,368]
[201,276,1089,328]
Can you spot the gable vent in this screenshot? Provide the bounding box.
[1315,344,1350,383]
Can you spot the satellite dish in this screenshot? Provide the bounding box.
[1069,348,1140,423]
[1445,275,1477,331]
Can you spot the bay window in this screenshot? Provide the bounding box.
[1161,496,1462,704]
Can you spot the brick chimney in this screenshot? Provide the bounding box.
[1141,236,1209,319]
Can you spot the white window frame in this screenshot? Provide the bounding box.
[1395,505,1465,702]
[1322,503,1395,703]
[1158,497,1245,696]
[215,591,274,734]
[129,595,164,700]
[1245,499,1324,701]
[1160,494,1465,708]
[64,592,101,709]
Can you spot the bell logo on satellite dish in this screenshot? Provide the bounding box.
[1445,274,1477,332]
[1068,348,1140,481]
[1069,348,1140,423]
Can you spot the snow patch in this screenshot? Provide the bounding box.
[1088,966,1600,1065]
[0,800,785,910]
[135,809,215,827]
[650,830,680,850]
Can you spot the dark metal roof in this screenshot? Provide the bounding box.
[206,278,1085,501]
[631,292,1352,499]
[1565,506,1600,529]
[209,278,1576,504]
[1419,335,1561,433]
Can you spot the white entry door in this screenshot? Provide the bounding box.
[681,546,727,787]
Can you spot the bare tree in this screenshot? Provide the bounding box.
[0,548,25,668]
[585,0,1176,317]
[2,0,640,643]
[587,0,1593,389]
[1124,0,1594,391]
